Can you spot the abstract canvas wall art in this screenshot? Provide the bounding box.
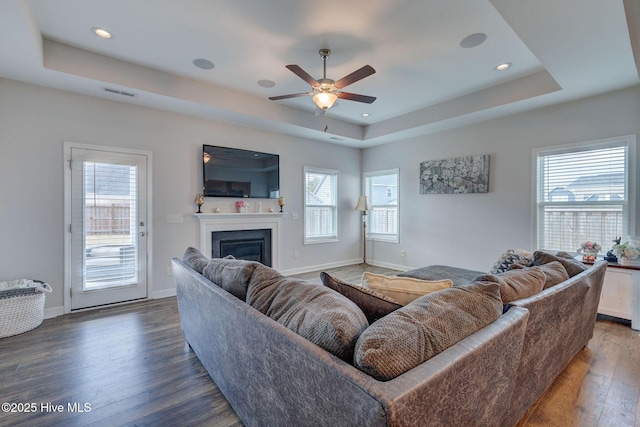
[420,154,489,194]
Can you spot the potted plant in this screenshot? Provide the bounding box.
[235,200,248,213]
[612,238,640,266]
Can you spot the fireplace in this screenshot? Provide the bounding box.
[211,229,272,266]
[195,212,283,270]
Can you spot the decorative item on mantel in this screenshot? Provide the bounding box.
[577,241,601,263]
[235,200,247,213]
[195,194,204,213]
[612,236,640,266]
[278,196,285,213]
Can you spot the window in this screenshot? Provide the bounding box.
[304,167,338,244]
[534,135,636,252]
[364,169,399,243]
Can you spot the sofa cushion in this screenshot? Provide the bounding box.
[510,260,569,289]
[361,272,452,305]
[202,257,259,301]
[354,281,503,381]
[182,246,209,274]
[320,272,402,323]
[489,249,534,274]
[533,251,587,277]
[475,267,545,304]
[247,265,368,361]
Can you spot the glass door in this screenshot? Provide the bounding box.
[68,146,149,310]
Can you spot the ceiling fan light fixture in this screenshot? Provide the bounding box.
[313,92,338,110]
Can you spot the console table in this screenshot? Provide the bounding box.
[583,258,640,330]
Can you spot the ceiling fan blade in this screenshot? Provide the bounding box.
[337,92,376,104]
[269,93,312,101]
[286,65,319,87]
[334,65,376,89]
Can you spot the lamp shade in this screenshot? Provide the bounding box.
[355,195,371,211]
[313,92,338,110]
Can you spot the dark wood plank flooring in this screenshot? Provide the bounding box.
[0,264,638,426]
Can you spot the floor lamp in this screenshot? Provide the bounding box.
[355,195,372,264]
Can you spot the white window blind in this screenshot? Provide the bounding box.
[83,162,138,288]
[365,169,399,243]
[304,167,338,243]
[535,138,633,252]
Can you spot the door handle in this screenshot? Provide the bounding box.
[139,231,146,237]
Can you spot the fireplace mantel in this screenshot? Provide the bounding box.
[195,213,284,269]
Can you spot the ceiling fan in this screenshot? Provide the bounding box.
[269,49,376,111]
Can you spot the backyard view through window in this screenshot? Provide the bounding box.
[365,169,399,243]
[535,137,634,253]
[304,167,338,243]
[84,162,138,289]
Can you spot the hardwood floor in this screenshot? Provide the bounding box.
[0,264,638,427]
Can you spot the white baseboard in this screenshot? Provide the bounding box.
[366,259,413,272]
[280,258,362,276]
[44,306,64,319]
[152,288,176,299]
[43,289,176,319]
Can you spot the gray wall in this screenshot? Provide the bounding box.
[362,85,640,272]
[2,75,638,315]
[0,78,363,314]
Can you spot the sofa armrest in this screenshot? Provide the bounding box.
[371,306,529,426]
[503,261,606,426]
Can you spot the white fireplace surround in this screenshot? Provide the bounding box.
[195,213,284,270]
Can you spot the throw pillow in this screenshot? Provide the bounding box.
[510,260,569,289]
[475,267,545,304]
[248,272,368,361]
[533,251,587,277]
[361,272,452,305]
[182,247,209,274]
[320,272,402,323]
[202,257,260,301]
[354,281,503,381]
[489,249,534,274]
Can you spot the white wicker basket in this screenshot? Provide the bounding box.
[0,280,52,338]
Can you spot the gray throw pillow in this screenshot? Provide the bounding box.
[202,258,259,301]
[248,270,368,361]
[182,247,209,274]
[475,267,545,304]
[533,251,587,277]
[509,260,569,289]
[320,272,402,323]
[354,281,502,381]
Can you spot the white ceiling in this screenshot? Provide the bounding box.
[1,0,638,147]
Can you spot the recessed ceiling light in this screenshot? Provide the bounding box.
[92,27,112,39]
[495,62,512,71]
[193,58,215,70]
[361,113,370,118]
[258,79,276,88]
[460,33,487,49]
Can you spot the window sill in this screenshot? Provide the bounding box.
[304,237,339,245]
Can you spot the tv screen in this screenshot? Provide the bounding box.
[202,145,280,198]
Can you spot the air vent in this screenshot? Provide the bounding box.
[103,88,137,98]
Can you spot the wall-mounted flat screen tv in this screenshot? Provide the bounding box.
[203,145,280,198]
